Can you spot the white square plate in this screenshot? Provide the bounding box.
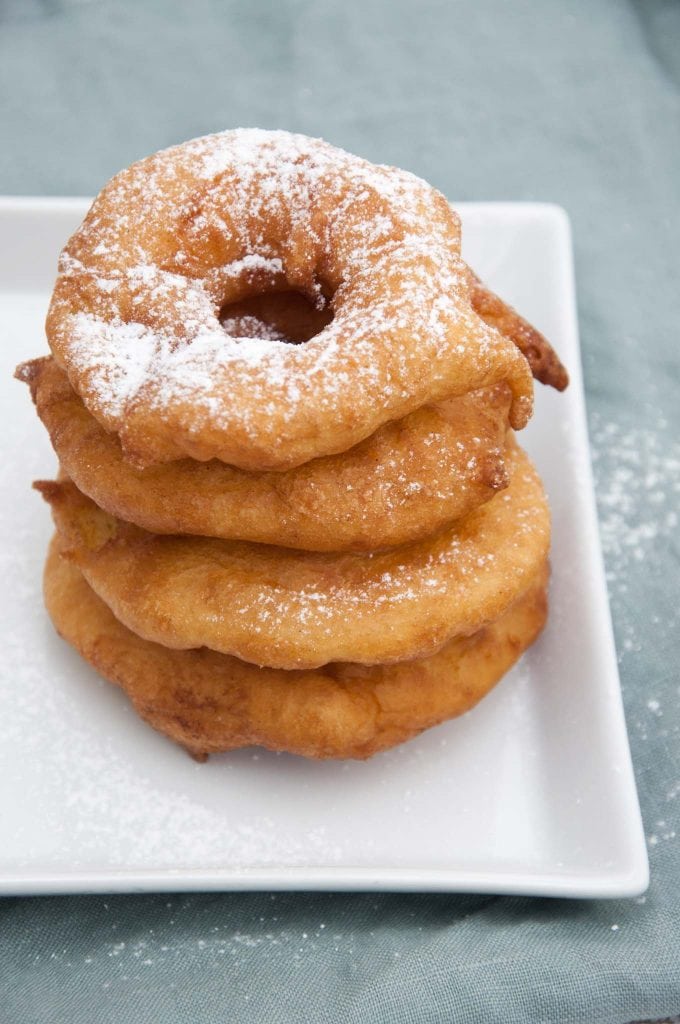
[0,198,648,897]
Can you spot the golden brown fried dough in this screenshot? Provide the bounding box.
[468,271,569,391]
[20,356,512,551]
[44,539,549,761]
[37,441,550,670]
[46,129,535,469]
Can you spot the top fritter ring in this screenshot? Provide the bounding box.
[46,129,534,470]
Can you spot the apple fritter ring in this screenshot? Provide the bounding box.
[22,356,512,552]
[37,442,550,670]
[44,539,549,761]
[46,129,535,470]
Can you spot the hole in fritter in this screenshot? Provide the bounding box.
[219,289,333,345]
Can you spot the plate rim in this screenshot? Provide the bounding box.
[0,196,649,898]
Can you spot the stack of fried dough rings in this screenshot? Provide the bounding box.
[17,129,568,761]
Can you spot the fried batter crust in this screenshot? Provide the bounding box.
[44,539,549,760]
[468,272,569,391]
[21,356,512,552]
[37,442,550,670]
[46,130,535,469]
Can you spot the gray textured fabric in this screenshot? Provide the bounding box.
[1,0,679,1021]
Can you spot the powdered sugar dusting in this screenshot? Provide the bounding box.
[591,414,680,643]
[59,446,548,667]
[592,416,680,584]
[47,129,533,465]
[220,314,291,343]
[591,413,680,782]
